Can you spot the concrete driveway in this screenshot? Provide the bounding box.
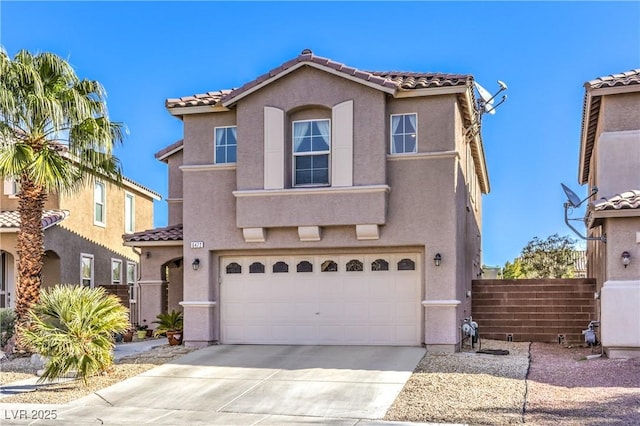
[20,345,426,425]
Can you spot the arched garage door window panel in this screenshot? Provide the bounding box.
[346,259,363,272]
[273,261,289,273]
[226,262,242,274]
[297,261,313,272]
[249,262,265,274]
[321,260,338,272]
[371,258,389,271]
[397,258,415,271]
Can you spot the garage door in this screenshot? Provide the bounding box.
[220,253,421,345]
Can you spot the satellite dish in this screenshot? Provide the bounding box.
[473,80,508,116]
[561,183,582,207]
[497,80,508,90]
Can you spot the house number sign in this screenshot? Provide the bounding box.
[190,241,204,249]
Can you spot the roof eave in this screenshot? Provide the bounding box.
[221,61,397,108]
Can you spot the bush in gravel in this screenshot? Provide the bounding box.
[18,284,130,385]
[1,307,16,348]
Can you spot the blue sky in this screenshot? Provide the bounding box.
[2,1,639,267]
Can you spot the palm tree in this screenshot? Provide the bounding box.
[0,47,125,327]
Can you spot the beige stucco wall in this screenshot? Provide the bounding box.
[57,180,154,259]
[167,151,184,225]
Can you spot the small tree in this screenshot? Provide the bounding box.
[18,285,130,385]
[519,234,577,278]
[502,258,525,279]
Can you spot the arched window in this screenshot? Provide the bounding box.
[371,259,389,271]
[249,262,265,273]
[226,262,242,274]
[297,261,313,272]
[273,261,289,273]
[397,258,416,271]
[346,259,363,272]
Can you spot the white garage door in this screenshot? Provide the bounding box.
[220,253,421,345]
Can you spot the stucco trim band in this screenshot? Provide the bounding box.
[179,301,218,308]
[387,151,460,161]
[138,280,165,287]
[421,300,462,307]
[180,164,237,172]
[233,184,390,198]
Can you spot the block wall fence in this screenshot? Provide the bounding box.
[471,279,597,343]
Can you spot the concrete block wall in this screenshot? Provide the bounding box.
[472,279,597,343]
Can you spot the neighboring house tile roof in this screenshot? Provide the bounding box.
[123,224,183,243]
[593,190,640,211]
[0,209,69,231]
[155,139,184,161]
[585,69,640,90]
[165,50,473,110]
[579,69,640,184]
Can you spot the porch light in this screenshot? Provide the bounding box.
[434,253,442,267]
[192,258,200,271]
[621,251,631,268]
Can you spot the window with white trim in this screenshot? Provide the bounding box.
[111,259,122,285]
[3,178,19,197]
[81,254,94,288]
[390,113,417,154]
[215,126,237,164]
[293,119,330,186]
[94,181,106,226]
[124,192,135,234]
[126,261,137,302]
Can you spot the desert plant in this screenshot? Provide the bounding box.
[152,310,183,337]
[0,307,16,347]
[18,284,130,384]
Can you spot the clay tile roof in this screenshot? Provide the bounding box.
[0,209,69,230]
[585,69,640,90]
[593,190,640,211]
[166,50,473,111]
[165,90,234,109]
[155,139,184,161]
[123,223,183,243]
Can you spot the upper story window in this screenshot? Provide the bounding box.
[124,192,135,234]
[215,126,237,164]
[94,181,106,226]
[390,113,417,154]
[293,119,330,186]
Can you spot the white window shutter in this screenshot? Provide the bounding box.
[264,106,285,190]
[4,178,15,195]
[331,100,353,187]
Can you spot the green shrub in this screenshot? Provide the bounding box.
[19,284,130,385]
[1,308,16,347]
[152,310,183,337]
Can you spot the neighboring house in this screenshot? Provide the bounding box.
[579,69,640,358]
[125,50,491,352]
[0,173,161,324]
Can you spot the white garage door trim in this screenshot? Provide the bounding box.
[220,253,421,345]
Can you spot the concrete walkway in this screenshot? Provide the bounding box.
[0,345,439,425]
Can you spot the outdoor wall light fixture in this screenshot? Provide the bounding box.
[192,258,200,271]
[434,253,442,267]
[621,251,631,268]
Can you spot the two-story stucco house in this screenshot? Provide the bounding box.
[579,69,640,358]
[1,172,160,323]
[125,50,491,352]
